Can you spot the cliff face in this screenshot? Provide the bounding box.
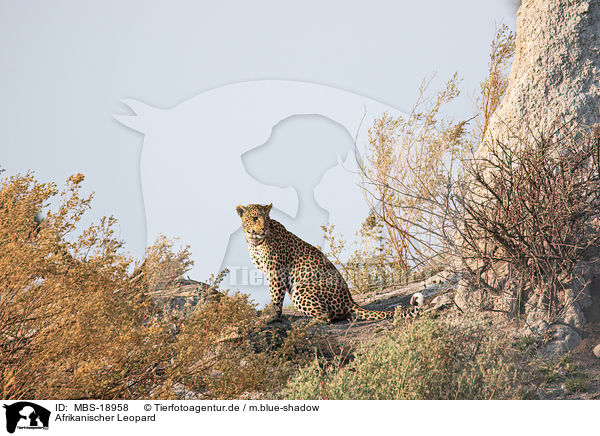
[478,0,600,157]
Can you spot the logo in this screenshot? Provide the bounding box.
[3,402,50,434]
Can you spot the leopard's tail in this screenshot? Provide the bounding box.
[349,292,424,321]
[349,303,394,320]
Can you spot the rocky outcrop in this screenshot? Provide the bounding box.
[152,278,214,313]
[458,0,600,354]
[478,0,600,159]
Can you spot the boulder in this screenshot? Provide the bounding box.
[540,324,582,357]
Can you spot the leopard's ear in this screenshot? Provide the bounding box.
[236,205,246,217]
[265,203,273,215]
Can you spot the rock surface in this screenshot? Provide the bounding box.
[152,278,214,312]
[459,0,600,331]
[540,325,583,357]
[479,0,600,159]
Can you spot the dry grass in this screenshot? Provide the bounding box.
[475,24,515,141]
[282,315,540,400]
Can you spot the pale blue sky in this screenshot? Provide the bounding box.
[0,1,516,301]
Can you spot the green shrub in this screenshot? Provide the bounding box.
[282,317,538,400]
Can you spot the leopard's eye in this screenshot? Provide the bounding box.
[253,216,258,222]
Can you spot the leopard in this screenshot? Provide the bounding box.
[236,203,423,323]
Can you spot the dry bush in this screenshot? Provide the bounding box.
[294,26,515,297]
[131,235,194,293]
[0,173,170,399]
[0,172,309,400]
[326,74,478,293]
[357,26,514,277]
[359,74,470,271]
[159,291,259,398]
[357,22,599,324]
[161,290,312,399]
[475,24,515,141]
[455,126,600,321]
[322,215,405,293]
[349,25,516,293]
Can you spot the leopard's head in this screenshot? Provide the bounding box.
[236,203,273,243]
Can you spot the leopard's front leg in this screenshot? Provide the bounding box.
[261,266,289,322]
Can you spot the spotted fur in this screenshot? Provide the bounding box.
[236,203,422,323]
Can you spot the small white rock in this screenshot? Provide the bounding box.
[593,344,600,359]
[410,292,425,307]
